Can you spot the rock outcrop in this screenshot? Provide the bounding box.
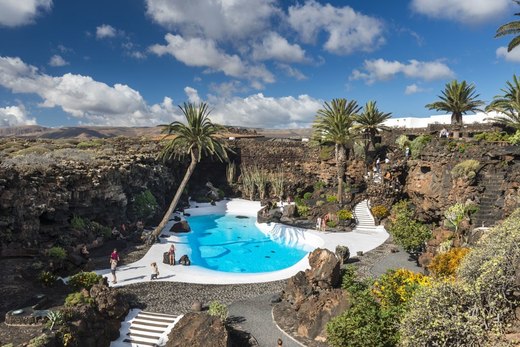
[274,248,349,346]
[167,312,229,347]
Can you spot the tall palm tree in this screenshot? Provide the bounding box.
[486,75,520,113]
[495,1,520,52]
[150,102,230,242]
[312,98,361,205]
[426,80,484,126]
[487,100,520,130]
[354,101,392,161]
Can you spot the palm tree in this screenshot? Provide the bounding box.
[354,101,392,161]
[495,1,520,52]
[426,80,484,127]
[312,98,361,205]
[486,74,520,112]
[150,102,230,242]
[488,100,520,130]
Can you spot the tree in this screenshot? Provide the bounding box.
[312,98,361,205]
[426,80,484,126]
[486,75,520,130]
[150,102,230,242]
[495,0,520,52]
[354,101,391,163]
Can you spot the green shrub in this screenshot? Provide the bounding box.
[451,159,479,180]
[388,201,431,253]
[39,271,57,287]
[76,139,104,149]
[428,247,470,278]
[27,333,52,347]
[65,292,94,307]
[133,190,158,221]
[68,271,102,290]
[507,129,520,144]
[409,135,431,159]
[71,215,86,230]
[208,301,228,321]
[337,210,353,220]
[326,220,338,228]
[316,200,325,207]
[303,192,313,200]
[46,310,64,330]
[12,146,51,157]
[314,181,326,190]
[474,131,509,142]
[319,145,334,160]
[395,134,410,149]
[326,195,338,203]
[297,204,310,217]
[48,246,67,260]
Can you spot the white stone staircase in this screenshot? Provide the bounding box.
[111,310,182,347]
[353,200,378,235]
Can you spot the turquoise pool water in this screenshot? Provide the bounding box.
[182,214,308,273]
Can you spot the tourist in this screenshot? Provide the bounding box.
[277,338,283,346]
[111,226,120,239]
[376,157,381,173]
[439,128,449,138]
[136,220,144,231]
[150,262,159,280]
[405,146,410,158]
[316,217,322,231]
[110,248,119,284]
[168,244,176,265]
[385,156,390,164]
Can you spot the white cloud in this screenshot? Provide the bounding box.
[411,0,511,23]
[276,63,307,80]
[145,0,278,41]
[0,56,181,126]
[405,84,426,95]
[184,86,201,104]
[205,91,323,128]
[96,24,118,39]
[287,0,385,55]
[0,0,52,27]
[351,58,455,84]
[0,105,37,126]
[149,34,274,85]
[48,54,69,67]
[252,32,307,63]
[496,46,520,63]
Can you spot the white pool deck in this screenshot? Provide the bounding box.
[97,199,389,286]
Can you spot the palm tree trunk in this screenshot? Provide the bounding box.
[336,144,346,205]
[451,111,462,138]
[150,150,198,242]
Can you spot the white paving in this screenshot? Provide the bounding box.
[96,199,388,286]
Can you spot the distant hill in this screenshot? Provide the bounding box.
[0,125,313,139]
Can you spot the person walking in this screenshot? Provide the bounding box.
[150,262,159,280]
[168,244,176,265]
[109,248,119,284]
[277,338,283,346]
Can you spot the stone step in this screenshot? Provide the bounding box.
[123,338,158,346]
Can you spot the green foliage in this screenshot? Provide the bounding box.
[395,134,410,149]
[65,292,94,307]
[326,220,338,228]
[319,145,334,160]
[133,190,158,221]
[388,201,431,253]
[370,205,389,219]
[508,129,520,144]
[372,269,430,308]
[39,271,57,287]
[474,131,509,142]
[76,139,103,149]
[68,271,102,290]
[409,135,432,159]
[296,204,310,217]
[303,192,313,200]
[313,181,326,190]
[401,208,520,346]
[451,159,479,180]
[337,209,353,220]
[326,195,338,203]
[48,246,67,260]
[443,202,476,232]
[70,215,86,230]
[46,310,64,330]
[12,146,51,157]
[316,200,325,207]
[27,333,52,347]
[208,301,228,321]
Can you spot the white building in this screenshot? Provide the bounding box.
[384,112,499,129]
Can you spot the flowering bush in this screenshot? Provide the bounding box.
[372,269,430,308]
[428,247,470,278]
[370,205,389,219]
[337,210,353,220]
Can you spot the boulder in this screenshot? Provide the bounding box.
[282,204,297,218]
[90,284,129,319]
[282,271,313,309]
[170,221,191,233]
[305,248,341,289]
[166,312,229,347]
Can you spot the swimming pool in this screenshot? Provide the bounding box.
[181,213,309,273]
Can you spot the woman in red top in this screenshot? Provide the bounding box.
[109,248,119,284]
[168,244,176,265]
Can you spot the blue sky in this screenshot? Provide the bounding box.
[0,0,518,128]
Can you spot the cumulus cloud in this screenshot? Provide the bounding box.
[404,84,426,95]
[149,34,274,85]
[184,86,201,104]
[48,54,69,67]
[0,56,181,126]
[276,63,307,80]
[0,0,52,27]
[351,58,455,84]
[411,0,511,23]
[96,24,118,39]
[0,105,37,127]
[145,0,277,41]
[287,1,385,55]
[496,46,520,63]
[252,32,307,63]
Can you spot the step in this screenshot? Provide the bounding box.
[141,311,178,318]
[134,315,178,324]
[131,320,170,328]
[129,326,166,334]
[123,338,158,346]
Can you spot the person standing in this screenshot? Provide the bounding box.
[168,244,176,265]
[150,262,159,280]
[109,248,119,284]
